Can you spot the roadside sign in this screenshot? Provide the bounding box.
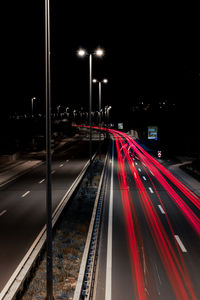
[148,126,158,140]
[157,150,162,158]
[118,123,123,129]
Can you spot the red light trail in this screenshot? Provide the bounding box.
[73,124,200,299]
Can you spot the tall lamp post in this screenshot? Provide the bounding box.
[31,97,36,117]
[45,0,54,299]
[93,78,108,160]
[77,48,104,180]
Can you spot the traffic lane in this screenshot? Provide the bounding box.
[0,159,88,291]
[0,143,93,292]
[126,159,200,298]
[123,161,180,299]
[130,152,200,224]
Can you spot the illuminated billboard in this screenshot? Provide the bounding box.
[148,126,158,140]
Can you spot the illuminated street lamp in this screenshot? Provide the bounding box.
[93,78,108,159]
[31,97,37,117]
[77,47,104,178]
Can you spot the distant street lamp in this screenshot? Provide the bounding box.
[93,78,108,159]
[77,47,104,178]
[57,105,61,115]
[105,105,112,137]
[31,97,36,117]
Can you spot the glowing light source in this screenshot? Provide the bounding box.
[77,48,86,57]
[95,48,104,57]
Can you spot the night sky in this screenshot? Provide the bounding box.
[1,1,200,119]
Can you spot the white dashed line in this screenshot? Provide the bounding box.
[66,159,69,162]
[51,170,55,174]
[59,164,64,167]
[135,162,138,165]
[158,205,165,214]
[21,191,30,198]
[138,168,141,172]
[39,179,45,184]
[174,235,187,252]
[148,187,154,194]
[0,210,7,216]
[142,176,146,181]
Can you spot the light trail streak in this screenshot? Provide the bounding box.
[74,125,199,299]
[114,132,147,300]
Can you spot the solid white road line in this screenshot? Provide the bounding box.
[174,235,187,252]
[105,142,114,300]
[142,176,147,181]
[158,205,165,214]
[0,210,7,216]
[21,191,30,198]
[38,179,45,184]
[148,187,154,194]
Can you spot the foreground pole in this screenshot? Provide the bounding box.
[45,0,54,299]
[89,54,92,182]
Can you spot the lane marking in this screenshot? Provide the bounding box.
[135,162,138,165]
[148,187,154,194]
[59,164,64,167]
[51,170,55,174]
[0,210,7,216]
[158,205,165,214]
[138,168,141,172]
[105,142,114,300]
[21,191,30,198]
[38,179,45,184]
[66,159,69,162]
[142,176,146,181]
[150,170,154,176]
[174,235,187,252]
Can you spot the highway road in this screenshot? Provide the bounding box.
[94,129,200,300]
[0,140,96,293]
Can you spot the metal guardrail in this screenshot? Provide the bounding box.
[73,153,109,300]
[0,154,96,300]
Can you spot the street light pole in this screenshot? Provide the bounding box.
[77,48,104,182]
[98,81,101,160]
[45,0,54,299]
[31,97,36,117]
[89,54,92,178]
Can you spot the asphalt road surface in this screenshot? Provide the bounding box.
[94,130,200,300]
[0,140,96,293]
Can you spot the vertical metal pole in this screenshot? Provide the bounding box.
[31,98,33,117]
[99,82,101,160]
[89,54,92,182]
[45,0,54,299]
